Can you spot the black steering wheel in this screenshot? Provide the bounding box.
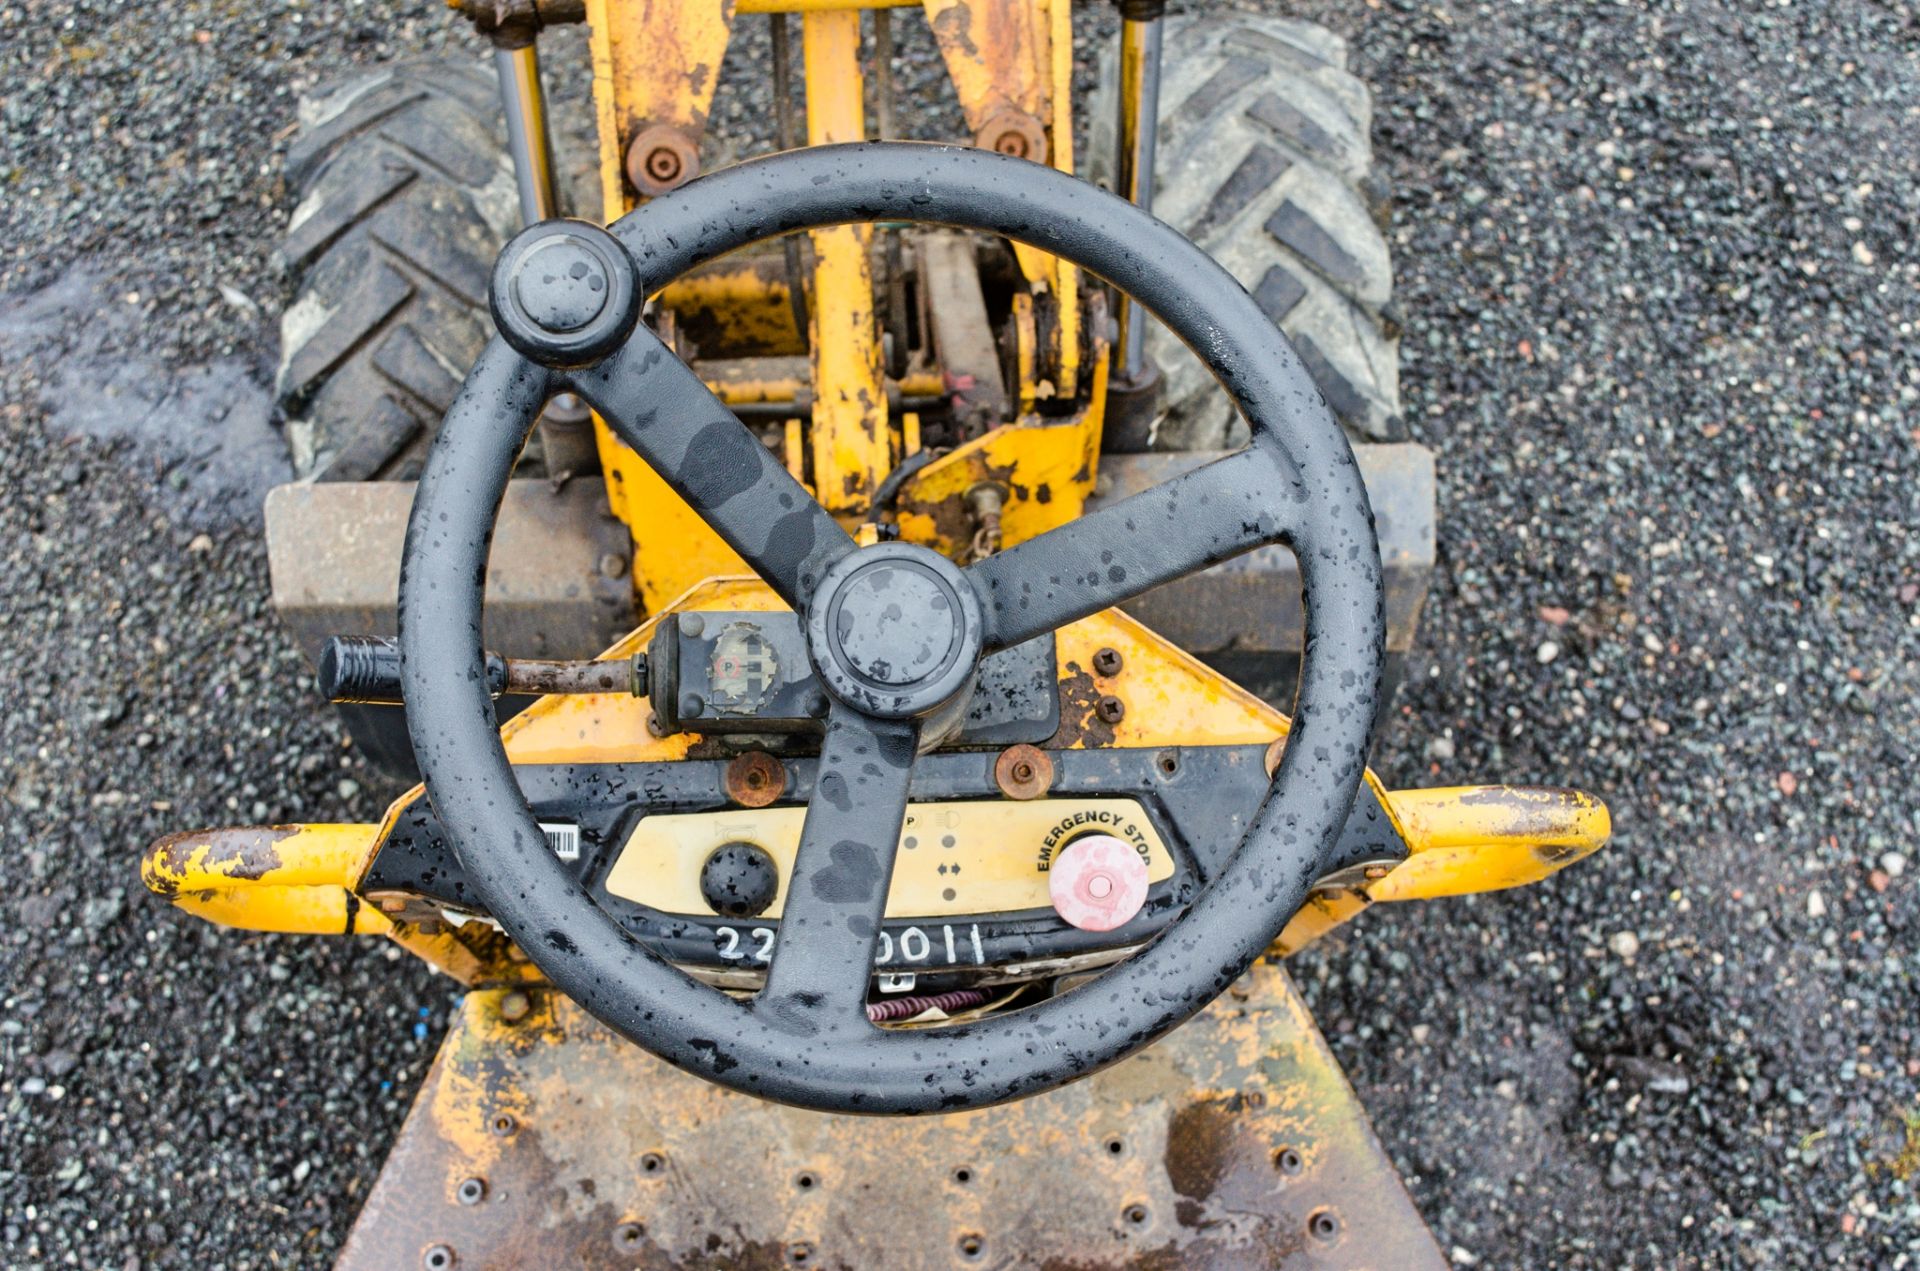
[398,143,1384,1114]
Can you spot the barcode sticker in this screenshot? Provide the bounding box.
[540,822,581,862]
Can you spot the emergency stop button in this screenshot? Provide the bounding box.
[1048,834,1149,932]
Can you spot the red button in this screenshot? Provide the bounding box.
[1048,834,1149,932]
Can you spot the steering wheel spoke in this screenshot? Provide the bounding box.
[754,706,920,1033]
[563,328,855,610]
[968,443,1304,652]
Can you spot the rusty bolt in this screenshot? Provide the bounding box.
[1363,864,1390,881]
[1095,695,1126,725]
[455,1177,486,1206]
[423,1245,456,1271]
[993,744,1054,800]
[624,123,701,197]
[973,108,1047,164]
[498,990,531,1023]
[724,751,786,808]
[1091,647,1123,677]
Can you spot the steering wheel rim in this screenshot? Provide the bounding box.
[399,142,1385,1114]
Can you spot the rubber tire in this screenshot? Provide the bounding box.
[274,60,523,481]
[1089,14,1405,448]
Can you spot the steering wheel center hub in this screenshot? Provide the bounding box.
[807,544,983,718]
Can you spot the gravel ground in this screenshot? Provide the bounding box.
[2,1,1916,1267]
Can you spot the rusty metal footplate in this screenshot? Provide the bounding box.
[339,963,1441,1269]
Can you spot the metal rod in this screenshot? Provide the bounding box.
[1113,10,1164,382]
[318,636,642,705]
[770,12,813,345]
[495,43,559,224]
[873,8,895,142]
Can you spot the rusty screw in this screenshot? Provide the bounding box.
[498,990,531,1023]
[1095,695,1126,725]
[624,123,701,197]
[1091,647,1123,677]
[725,751,787,808]
[993,744,1054,800]
[455,1177,486,1206]
[973,108,1047,164]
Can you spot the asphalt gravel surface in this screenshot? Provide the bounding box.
[2,1,1916,1267]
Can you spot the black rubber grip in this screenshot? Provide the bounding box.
[318,635,507,705]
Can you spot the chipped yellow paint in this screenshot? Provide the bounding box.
[141,823,389,935]
[803,8,890,513]
[922,0,1051,135]
[891,341,1109,560]
[590,0,736,219]
[1272,786,1612,956]
[1371,786,1612,900]
[606,797,1175,918]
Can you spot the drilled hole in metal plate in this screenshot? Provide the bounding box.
[423,1246,455,1271]
[1274,1147,1304,1175]
[613,1222,646,1249]
[957,1234,985,1260]
[1158,753,1179,776]
[455,1177,485,1205]
[1104,1136,1125,1156]
[1308,1209,1341,1241]
[1124,1204,1149,1226]
[795,1171,817,1190]
[787,1241,815,1267]
[640,1152,666,1175]
[952,1166,973,1185]
[489,1114,515,1137]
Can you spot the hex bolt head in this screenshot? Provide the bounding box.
[1095,695,1126,724]
[1091,647,1124,677]
[498,990,531,1023]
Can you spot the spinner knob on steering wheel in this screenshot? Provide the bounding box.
[399,143,1384,1114]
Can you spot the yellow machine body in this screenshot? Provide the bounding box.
[145,579,1608,983]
